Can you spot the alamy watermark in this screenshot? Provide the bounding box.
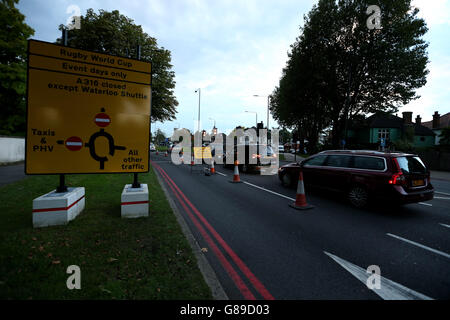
[66,5,81,30]
[366,5,382,30]
[170,128,280,176]
[366,265,381,290]
[66,265,81,290]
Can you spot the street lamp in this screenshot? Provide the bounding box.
[253,94,271,129]
[195,88,201,134]
[245,111,257,127]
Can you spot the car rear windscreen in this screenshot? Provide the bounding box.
[396,156,427,174]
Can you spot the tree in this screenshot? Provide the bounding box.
[278,127,292,144]
[270,0,429,148]
[0,0,34,136]
[59,9,178,123]
[154,128,166,145]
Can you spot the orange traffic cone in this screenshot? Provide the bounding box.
[165,151,168,157]
[289,171,314,210]
[191,155,194,166]
[156,150,159,156]
[229,160,242,183]
[210,160,215,174]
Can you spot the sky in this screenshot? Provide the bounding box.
[18,0,450,137]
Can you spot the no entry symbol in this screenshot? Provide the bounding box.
[65,136,83,151]
[94,112,111,127]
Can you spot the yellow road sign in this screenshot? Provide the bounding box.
[26,40,151,174]
[193,147,212,159]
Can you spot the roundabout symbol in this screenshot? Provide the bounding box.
[57,108,126,170]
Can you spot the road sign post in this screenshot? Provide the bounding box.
[26,39,152,226]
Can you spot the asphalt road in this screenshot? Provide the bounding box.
[0,163,26,187]
[151,152,450,300]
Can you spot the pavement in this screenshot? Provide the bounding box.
[0,163,27,187]
[151,152,450,300]
[431,170,450,182]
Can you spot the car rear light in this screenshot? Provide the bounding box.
[389,158,406,186]
[389,173,406,186]
[251,154,261,159]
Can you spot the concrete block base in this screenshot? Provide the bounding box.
[121,184,149,218]
[32,187,85,228]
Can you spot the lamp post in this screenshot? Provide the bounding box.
[253,94,271,129]
[195,88,201,134]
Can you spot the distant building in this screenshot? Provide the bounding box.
[422,111,450,145]
[348,111,435,148]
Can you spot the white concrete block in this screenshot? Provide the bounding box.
[32,187,85,228]
[121,184,149,218]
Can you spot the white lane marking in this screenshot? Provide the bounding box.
[242,181,296,201]
[435,191,450,196]
[387,233,450,260]
[214,171,296,201]
[434,196,450,200]
[439,223,450,229]
[418,202,432,207]
[324,251,432,300]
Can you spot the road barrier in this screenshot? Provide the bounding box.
[229,160,242,183]
[289,171,314,210]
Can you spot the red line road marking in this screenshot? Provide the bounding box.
[153,164,255,299]
[152,160,274,300]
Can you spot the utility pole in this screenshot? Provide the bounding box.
[195,89,201,134]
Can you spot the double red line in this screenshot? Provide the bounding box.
[151,160,274,300]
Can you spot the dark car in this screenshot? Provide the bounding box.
[278,150,434,207]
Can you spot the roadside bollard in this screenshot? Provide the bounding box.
[229,160,242,183]
[289,171,314,210]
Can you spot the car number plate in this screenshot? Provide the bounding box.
[412,179,425,187]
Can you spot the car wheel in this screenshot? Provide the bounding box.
[348,186,369,208]
[281,173,293,187]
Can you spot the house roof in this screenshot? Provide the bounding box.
[422,112,450,129]
[414,124,435,136]
[367,113,435,136]
[367,114,403,128]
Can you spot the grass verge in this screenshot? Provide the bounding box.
[0,167,212,300]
